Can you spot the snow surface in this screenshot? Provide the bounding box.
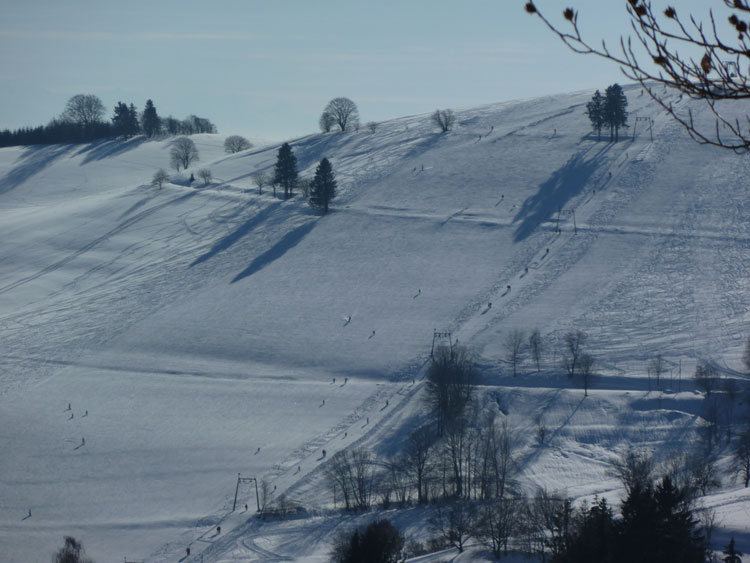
[1,86,749,562]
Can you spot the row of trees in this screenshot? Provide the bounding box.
[317,97,456,135]
[586,84,629,141]
[153,139,338,213]
[0,94,216,148]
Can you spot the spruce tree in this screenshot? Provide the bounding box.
[127,103,140,137]
[112,102,130,137]
[142,99,160,138]
[586,90,606,141]
[273,142,298,199]
[309,158,337,213]
[722,538,743,563]
[604,84,628,142]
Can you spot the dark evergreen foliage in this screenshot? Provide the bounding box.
[604,84,628,142]
[585,90,605,141]
[309,158,337,213]
[273,142,298,199]
[331,519,404,563]
[112,102,140,138]
[555,477,705,563]
[141,99,160,138]
[1,96,213,147]
[722,538,743,563]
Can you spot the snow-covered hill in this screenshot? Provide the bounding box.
[1,85,749,562]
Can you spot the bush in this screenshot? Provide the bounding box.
[53,536,93,563]
[224,135,252,153]
[151,168,169,189]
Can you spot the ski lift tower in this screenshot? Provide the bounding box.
[555,208,577,234]
[431,329,453,358]
[633,115,653,142]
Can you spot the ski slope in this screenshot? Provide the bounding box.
[0,85,749,562]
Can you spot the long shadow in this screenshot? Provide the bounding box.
[512,144,612,242]
[77,136,147,164]
[190,202,282,267]
[0,144,76,195]
[231,221,316,283]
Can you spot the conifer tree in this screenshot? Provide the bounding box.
[586,90,605,141]
[604,84,628,142]
[309,157,337,213]
[273,142,298,199]
[112,102,130,137]
[142,99,160,138]
[127,103,140,137]
[722,538,743,563]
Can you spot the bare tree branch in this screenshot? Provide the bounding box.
[525,1,750,151]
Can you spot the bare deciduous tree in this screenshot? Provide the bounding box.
[563,330,587,378]
[694,362,717,395]
[258,478,274,515]
[404,425,434,503]
[324,447,376,510]
[169,136,199,171]
[224,135,252,153]
[252,171,268,195]
[529,329,542,372]
[610,450,655,493]
[319,111,335,133]
[431,109,455,133]
[426,344,476,436]
[474,496,518,558]
[198,168,212,185]
[428,501,475,552]
[580,353,595,397]
[60,94,105,129]
[524,1,750,152]
[151,168,169,189]
[366,121,378,133]
[648,355,666,391]
[323,98,359,132]
[504,329,525,377]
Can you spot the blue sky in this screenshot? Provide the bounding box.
[0,0,712,140]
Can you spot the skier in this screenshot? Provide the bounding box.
[69,412,74,420]
[488,302,492,309]
[83,410,88,417]
[186,547,191,557]
[344,377,348,384]
[66,403,71,411]
[507,285,511,291]
[81,437,85,446]
[322,449,326,458]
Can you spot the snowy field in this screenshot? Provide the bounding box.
[1,85,749,561]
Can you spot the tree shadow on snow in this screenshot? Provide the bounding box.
[76,136,148,164]
[512,144,612,242]
[190,202,283,267]
[231,221,316,283]
[0,144,76,195]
